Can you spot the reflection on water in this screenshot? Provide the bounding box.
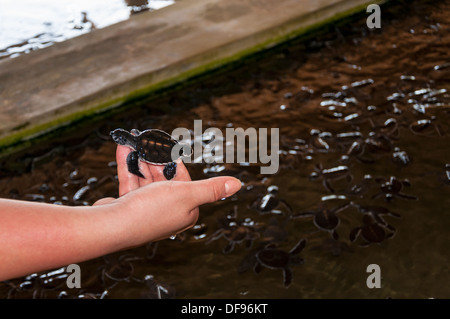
[1,0,450,298]
[0,0,175,60]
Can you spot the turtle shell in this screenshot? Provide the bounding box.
[256,248,290,270]
[134,129,181,164]
[313,211,339,231]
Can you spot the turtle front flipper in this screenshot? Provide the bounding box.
[163,162,177,180]
[127,151,144,178]
[283,267,293,287]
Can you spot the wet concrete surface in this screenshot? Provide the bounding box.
[0,0,449,299]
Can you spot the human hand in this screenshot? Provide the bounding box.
[94,144,242,246]
[115,143,193,195]
[0,144,241,281]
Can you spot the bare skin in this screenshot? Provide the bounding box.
[0,144,241,281]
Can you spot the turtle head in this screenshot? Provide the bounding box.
[110,128,134,146]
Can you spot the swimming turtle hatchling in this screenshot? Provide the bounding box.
[110,128,191,180]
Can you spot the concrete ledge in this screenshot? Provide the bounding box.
[0,0,384,154]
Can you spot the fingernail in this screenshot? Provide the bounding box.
[225,178,242,197]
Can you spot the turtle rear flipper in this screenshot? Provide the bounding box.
[289,239,306,255]
[127,151,144,178]
[253,262,263,274]
[163,162,177,180]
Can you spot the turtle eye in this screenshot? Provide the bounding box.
[111,133,125,145]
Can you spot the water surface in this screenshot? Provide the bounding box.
[0,0,174,59]
[0,0,449,299]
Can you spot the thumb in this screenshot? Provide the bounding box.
[178,176,242,209]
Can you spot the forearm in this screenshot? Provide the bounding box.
[0,176,241,281]
[0,198,127,281]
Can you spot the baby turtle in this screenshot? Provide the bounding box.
[205,206,260,254]
[349,214,395,246]
[352,203,401,230]
[372,176,418,202]
[254,239,307,288]
[309,163,353,193]
[250,185,292,215]
[291,202,352,240]
[110,128,191,180]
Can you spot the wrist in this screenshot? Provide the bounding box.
[87,199,134,253]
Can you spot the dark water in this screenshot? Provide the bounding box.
[1,0,449,299]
